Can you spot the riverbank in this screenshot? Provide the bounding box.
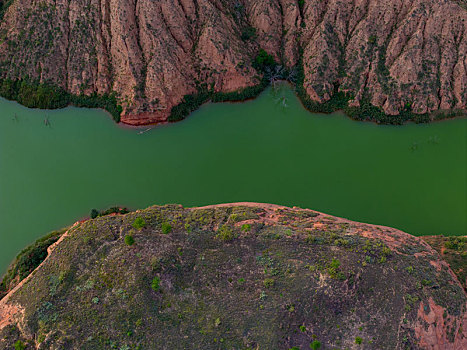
[1,76,465,128]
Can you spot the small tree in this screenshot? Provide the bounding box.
[90,209,99,219]
[132,217,146,230]
[253,49,276,72]
[124,235,135,246]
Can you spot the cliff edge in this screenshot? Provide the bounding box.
[0,203,466,349]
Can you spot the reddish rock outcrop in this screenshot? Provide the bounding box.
[0,0,465,124]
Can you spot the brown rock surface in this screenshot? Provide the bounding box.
[0,0,465,124]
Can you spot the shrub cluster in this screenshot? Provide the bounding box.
[0,77,123,122]
[90,207,129,219]
[168,78,268,122]
[0,229,64,298]
[132,217,146,230]
[124,235,135,246]
[294,49,434,125]
[161,222,172,234]
[252,49,276,72]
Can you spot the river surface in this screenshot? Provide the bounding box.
[0,84,466,273]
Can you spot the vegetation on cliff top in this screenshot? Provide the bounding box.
[422,235,467,292]
[1,204,465,349]
[0,227,66,300]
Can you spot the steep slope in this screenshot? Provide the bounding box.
[1,203,466,349]
[0,0,466,124]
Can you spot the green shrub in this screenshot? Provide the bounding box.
[326,258,345,280]
[253,49,276,72]
[132,217,146,230]
[241,26,257,41]
[161,222,172,234]
[216,225,236,241]
[298,0,305,10]
[99,207,130,216]
[355,337,363,344]
[310,340,321,349]
[14,340,26,350]
[124,235,135,246]
[0,78,122,122]
[445,237,467,251]
[90,209,99,219]
[168,91,210,122]
[263,278,275,288]
[151,276,161,291]
[241,223,251,232]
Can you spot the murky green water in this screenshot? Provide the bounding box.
[0,84,466,273]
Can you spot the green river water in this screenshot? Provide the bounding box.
[0,85,466,274]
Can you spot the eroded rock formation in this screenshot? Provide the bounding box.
[0,0,466,124]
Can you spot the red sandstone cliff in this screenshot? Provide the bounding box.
[0,0,465,124]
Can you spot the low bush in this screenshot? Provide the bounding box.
[263,278,275,288]
[241,26,257,41]
[132,217,146,230]
[161,222,172,234]
[310,340,321,349]
[252,49,276,72]
[216,225,236,241]
[90,209,99,219]
[14,340,26,350]
[151,276,161,291]
[124,235,135,246]
[241,224,251,232]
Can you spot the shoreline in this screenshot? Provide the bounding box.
[1,80,465,129]
[117,82,467,129]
